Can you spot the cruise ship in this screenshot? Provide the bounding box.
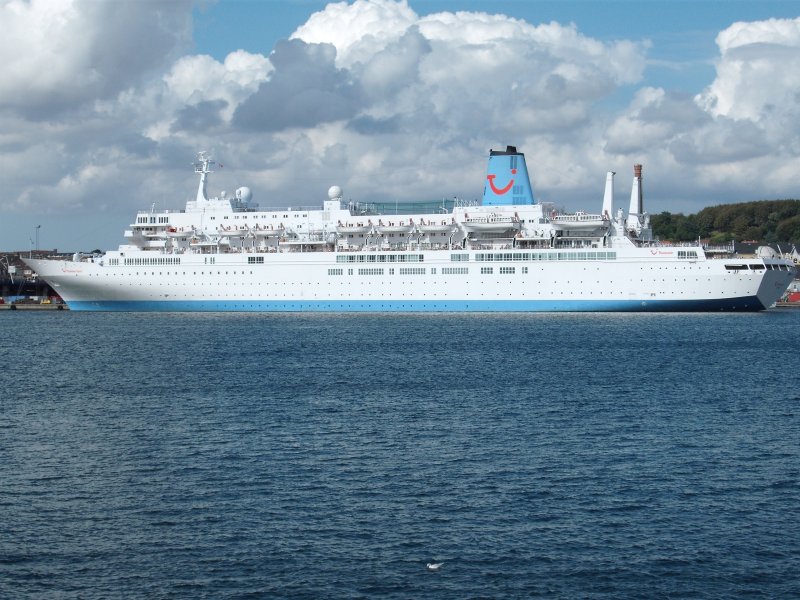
[24,147,796,311]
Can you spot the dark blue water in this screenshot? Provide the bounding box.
[1,311,799,599]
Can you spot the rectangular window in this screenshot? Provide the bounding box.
[248,256,264,264]
[481,267,493,274]
[499,266,515,274]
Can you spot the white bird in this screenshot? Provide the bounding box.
[426,562,444,571]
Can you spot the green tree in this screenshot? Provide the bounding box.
[775,215,800,245]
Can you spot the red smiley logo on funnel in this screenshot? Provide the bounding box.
[487,169,516,195]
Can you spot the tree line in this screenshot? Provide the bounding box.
[650,199,800,245]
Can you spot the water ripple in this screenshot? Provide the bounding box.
[1,311,799,598]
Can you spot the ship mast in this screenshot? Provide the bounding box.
[194,152,215,203]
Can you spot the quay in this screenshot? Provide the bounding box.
[0,303,67,311]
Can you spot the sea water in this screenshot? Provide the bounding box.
[1,311,799,599]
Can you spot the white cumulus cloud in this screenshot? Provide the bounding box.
[3,1,800,251]
[0,0,193,120]
[697,17,800,122]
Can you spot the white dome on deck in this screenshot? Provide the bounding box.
[328,186,343,201]
[236,187,253,203]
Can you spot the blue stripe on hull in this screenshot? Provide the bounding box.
[67,296,766,312]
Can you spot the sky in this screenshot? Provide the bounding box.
[3,0,800,252]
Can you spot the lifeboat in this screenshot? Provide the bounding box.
[375,219,414,234]
[460,213,519,233]
[256,224,285,238]
[166,226,196,238]
[418,218,455,233]
[550,211,606,230]
[336,221,372,234]
[217,226,249,238]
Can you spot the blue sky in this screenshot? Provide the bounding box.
[2,0,800,251]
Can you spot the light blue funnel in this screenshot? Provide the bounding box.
[482,146,535,206]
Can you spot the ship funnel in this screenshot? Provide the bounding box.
[602,171,615,218]
[626,164,644,233]
[628,164,643,216]
[482,145,535,206]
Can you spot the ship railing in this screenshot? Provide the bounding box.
[136,209,185,215]
[453,197,480,209]
[702,241,736,255]
[636,240,705,249]
[551,212,604,222]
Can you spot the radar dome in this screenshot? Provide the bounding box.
[328,185,343,200]
[236,187,253,204]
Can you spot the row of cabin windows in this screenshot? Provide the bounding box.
[725,264,771,271]
[138,213,310,223]
[474,251,617,262]
[123,257,181,266]
[326,266,533,277]
[336,254,424,264]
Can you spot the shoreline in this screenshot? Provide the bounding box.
[0,303,67,311]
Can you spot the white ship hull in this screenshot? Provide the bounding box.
[25,249,794,312]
